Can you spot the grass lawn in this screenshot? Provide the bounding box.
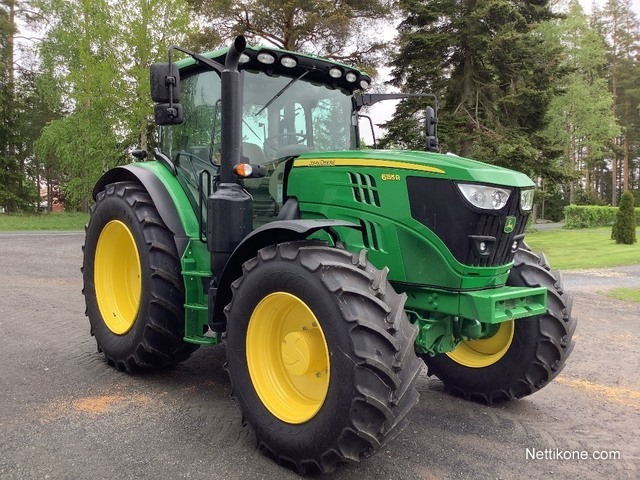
[0,212,88,231]
[525,227,640,270]
[605,287,640,303]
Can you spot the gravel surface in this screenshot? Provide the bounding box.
[563,265,640,290]
[1,232,638,479]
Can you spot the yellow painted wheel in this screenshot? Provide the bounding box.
[94,220,142,335]
[246,292,330,424]
[446,320,515,368]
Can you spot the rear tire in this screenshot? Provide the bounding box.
[422,248,576,403]
[82,181,198,372]
[224,241,421,474]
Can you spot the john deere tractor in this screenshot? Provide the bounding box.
[82,37,576,474]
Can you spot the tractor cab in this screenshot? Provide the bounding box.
[154,44,371,227]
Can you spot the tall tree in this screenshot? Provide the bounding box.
[186,0,391,70]
[594,0,640,201]
[34,0,192,210]
[543,1,619,204]
[384,0,562,180]
[0,0,41,211]
[121,0,192,151]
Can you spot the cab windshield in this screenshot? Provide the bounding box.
[159,69,354,168]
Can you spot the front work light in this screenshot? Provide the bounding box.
[280,56,297,68]
[257,52,276,64]
[457,183,512,211]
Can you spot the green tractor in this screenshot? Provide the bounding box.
[82,37,576,474]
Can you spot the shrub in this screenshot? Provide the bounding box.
[613,191,637,244]
[564,204,640,229]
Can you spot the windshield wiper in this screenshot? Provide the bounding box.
[255,70,309,116]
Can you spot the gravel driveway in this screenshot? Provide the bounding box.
[1,231,638,479]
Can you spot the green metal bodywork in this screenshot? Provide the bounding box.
[132,147,544,354]
[287,150,534,290]
[284,150,541,355]
[134,162,218,345]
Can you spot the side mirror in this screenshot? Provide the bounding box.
[151,63,183,125]
[150,63,180,103]
[425,106,437,137]
[154,103,184,125]
[425,106,439,152]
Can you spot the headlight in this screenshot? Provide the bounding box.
[520,189,534,212]
[457,183,512,210]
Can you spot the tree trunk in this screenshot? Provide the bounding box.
[610,6,619,206]
[460,46,475,158]
[8,0,15,87]
[623,128,629,192]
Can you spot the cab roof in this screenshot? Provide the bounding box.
[175,44,371,95]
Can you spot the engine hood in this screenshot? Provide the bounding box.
[295,149,535,188]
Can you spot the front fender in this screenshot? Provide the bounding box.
[210,219,361,331]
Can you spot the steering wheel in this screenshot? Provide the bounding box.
[263,133,307,157]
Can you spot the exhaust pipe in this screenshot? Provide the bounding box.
[219,36,247,183]
[208,36,252,299]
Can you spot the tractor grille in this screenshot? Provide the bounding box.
[407,177,529,267]
[348,172,381,207]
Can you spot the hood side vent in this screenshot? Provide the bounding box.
[348,172,381,207]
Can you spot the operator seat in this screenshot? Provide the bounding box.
[242,142,267,165]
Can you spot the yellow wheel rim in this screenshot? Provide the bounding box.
[446,320,515,368]
[94,220,142,335]
[246,292,330,424]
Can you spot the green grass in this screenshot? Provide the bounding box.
[606,287,640,303]
[525,227,640,270]
[0,212,89,231]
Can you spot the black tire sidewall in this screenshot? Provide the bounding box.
[425,257,552,398]
[225,259,360,456]
[84,186,153,360]
[426,314,541,395]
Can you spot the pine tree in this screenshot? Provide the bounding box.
[0,0,40,212]
[384,0,562,180]
[542,1,620,205]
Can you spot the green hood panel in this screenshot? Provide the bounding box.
[296,150,535,188]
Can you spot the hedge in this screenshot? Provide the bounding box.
[564,205,640,229]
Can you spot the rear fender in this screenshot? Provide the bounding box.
[93,164,194,255]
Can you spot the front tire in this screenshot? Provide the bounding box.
[224,241,421,474]
[423,248,577,403]
[82,181,197,372]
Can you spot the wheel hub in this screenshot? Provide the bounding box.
[281,330,327,377]
[446,320,515,368]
